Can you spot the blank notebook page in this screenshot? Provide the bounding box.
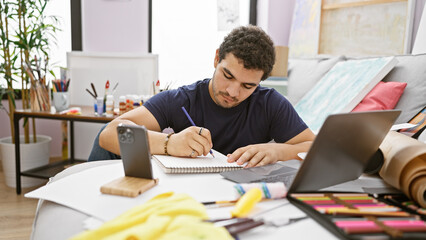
[152,149,243,173]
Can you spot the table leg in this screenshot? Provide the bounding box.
[70,120,75,163]
[14,116,21,195]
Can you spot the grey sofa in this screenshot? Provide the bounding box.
[286,53,426,124]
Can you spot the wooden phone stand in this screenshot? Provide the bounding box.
[100,176,159,198]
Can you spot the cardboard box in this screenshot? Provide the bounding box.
[270,46,289,77]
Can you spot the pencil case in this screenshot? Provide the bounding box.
[287,192,426,240]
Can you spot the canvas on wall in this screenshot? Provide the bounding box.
[320,0,414,56]
[288,0,415,57]
[295,57,398,132]
[217,0,240,31]
[288,0,322,58]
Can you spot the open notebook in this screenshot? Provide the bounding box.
[152,149,243,173]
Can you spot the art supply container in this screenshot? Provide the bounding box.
[96,97,104,116]
[105,95,114,117]
[93,99,98,115]
[53,92,70,112]
[119,96,126,115]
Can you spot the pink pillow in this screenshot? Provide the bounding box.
[352,81,407,112]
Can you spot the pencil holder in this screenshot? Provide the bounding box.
[52,92,69,112]
[30,81,51,112]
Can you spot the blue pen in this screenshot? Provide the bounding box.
[181,106,215,157]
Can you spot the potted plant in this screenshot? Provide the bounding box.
[0,0,60,188]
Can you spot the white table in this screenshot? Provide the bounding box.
[28,160,337,240]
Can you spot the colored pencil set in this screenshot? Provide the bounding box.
[334,218,426,234]
[290,193,426,238]
[382,194,426,216]
[52,79,70,92]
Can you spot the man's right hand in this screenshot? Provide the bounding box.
[167,126,213,157]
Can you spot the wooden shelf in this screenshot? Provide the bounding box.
[322,0,406,10]
[21,159,86,179]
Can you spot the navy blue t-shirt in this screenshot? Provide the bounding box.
[144,79,307,155]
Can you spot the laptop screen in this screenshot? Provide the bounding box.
[288,110,400,193]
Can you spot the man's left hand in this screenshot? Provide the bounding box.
[227,143,281,168]
[227,129,315,168]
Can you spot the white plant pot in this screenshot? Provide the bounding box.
[0,135,51,188]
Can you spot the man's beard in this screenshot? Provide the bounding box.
[211,76,239,108]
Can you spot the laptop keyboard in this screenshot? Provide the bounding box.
[255,174,296,186]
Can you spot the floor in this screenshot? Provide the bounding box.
[0,162,47,240]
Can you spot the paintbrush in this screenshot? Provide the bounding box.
[104,80,110,96]
[91,83,98,98]
[86,88,96,99]
[23,63,36,85]
[112,82,119,94]
[34,56,42,80]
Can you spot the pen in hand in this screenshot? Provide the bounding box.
[181,106,215,157]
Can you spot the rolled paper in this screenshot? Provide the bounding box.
[379,131,426,208]
[410,176,426,209]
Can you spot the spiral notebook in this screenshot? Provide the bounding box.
[152,149,243,173]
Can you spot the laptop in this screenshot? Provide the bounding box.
[220,110,401,193]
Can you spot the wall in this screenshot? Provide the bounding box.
[82,0,149,52]
[256,0,269,35]
[412,0,426,53]
[257,0,296,46]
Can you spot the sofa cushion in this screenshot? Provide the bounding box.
[287,56,346,104]
[352,81,407,112]
[381,54,426,123]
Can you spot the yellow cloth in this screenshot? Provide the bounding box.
[71,192,233,240]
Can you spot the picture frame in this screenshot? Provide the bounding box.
[398,106,426,139]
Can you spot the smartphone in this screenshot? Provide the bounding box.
[117,123,153,179]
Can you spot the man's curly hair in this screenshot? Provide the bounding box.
[218,25,275,80]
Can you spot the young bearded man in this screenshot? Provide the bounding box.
[98,25,315,168]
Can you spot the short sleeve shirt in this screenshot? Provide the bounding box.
[144,79,307,155]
